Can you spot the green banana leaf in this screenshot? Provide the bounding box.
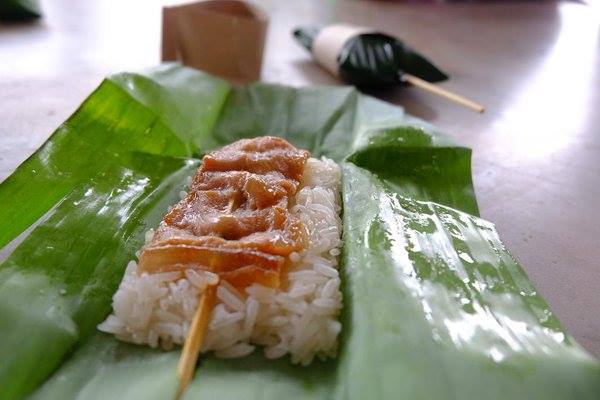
[0,64,598,400]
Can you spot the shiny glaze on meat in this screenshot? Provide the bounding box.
[138,137,310,289]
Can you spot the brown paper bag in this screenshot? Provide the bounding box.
[162,0,268,83]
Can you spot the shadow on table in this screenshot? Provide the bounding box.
[364,85,439,121]
[0,18,44,33]
[291,59,340,86]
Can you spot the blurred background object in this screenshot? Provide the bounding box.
[1,0,600,361]
[0,0,41,21]
[294,24,448,86]
[162,0,267,83]
[293,24,484,112]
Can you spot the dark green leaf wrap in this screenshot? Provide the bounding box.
[293,27,449,86]
[0,0,41,21]
[0,64,598,400]
[338,33,449,86]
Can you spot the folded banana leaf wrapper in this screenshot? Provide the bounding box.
[293,25,448,87]
[0,64,598,400]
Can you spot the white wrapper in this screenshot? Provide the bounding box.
[312,24,374,77]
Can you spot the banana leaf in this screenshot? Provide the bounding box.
[0,64,598,400]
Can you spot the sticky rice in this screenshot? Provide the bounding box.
[98,157,342,365]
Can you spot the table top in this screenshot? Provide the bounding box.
[1,0,599,357]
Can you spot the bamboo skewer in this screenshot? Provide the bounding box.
[400,73,485,113]
[176,199,235,398]
[176,279,219,399]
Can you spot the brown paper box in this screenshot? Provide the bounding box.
[162,0,268,83]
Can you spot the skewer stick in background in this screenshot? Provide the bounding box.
[400,73,485,113]
[176,278,219,399]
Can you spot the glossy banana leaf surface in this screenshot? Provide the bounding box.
[0,64,598,400]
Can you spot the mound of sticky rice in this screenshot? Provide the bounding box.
[98,157,342,365]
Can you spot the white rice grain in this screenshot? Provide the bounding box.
[217,286,246,312]
[215,343,256,358]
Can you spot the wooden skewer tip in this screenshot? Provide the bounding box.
[176,280,219,399]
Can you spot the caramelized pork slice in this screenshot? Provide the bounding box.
[138,136,310,289]
[202,137,310,181]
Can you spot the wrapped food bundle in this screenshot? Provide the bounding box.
[293,24,448,87]
[0,0,41,20]
[0,65,598,399]
[294,24,484,112]
[98,136,343,395]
